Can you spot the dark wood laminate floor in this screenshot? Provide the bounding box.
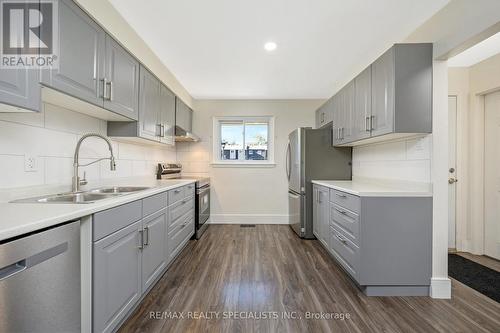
[119,225,500,333]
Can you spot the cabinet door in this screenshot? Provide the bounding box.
[159,84,176,145]
[93,220,142,333]
[138,66,160,141]
[312,186,319,237]
[342,80,355,143]
[0,68,40,112]
[353,67,372,141]
[315,108,322,128]
[41,0,105,107]
[142,210,167,292]
[332,92,344,146]
[371,48,394,137]
[104,36,139,120]
[175,98,192,133]
[318,187,329,247]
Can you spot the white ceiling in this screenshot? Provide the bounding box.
[447,32,500,67]
[109,0,448,99]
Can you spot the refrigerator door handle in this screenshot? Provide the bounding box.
[285,142,291,180]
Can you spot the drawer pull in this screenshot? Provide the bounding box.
[143,226,150,246]
[335,233,347,244]
[174,189,181,194]
[335,208,347,215]
[181,200,186,204]
[335,193,347,198]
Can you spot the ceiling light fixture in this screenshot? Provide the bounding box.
[264,41,277,52]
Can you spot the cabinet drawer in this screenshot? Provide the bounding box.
[168,197,194,229]
[168,186,185,205]
[93,200,142,241]
[330,224,360,281]
[331,203,359,245]
[185,183,195,198]
[143,192,167,217]
[330,189,360,213]
[168,213,194,260]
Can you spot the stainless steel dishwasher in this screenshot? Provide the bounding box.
[0,220,81,332]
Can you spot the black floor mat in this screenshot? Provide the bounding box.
[448,254,500,303]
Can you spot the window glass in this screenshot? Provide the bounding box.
[244,123,268,160]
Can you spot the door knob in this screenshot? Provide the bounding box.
[448,178,458,184]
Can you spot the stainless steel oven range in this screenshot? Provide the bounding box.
[157,163,210,239]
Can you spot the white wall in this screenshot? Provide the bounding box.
[177,99,323,224]
[352,136,431,184]
[0,104,176,190]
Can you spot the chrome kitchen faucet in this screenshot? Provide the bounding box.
[72,133,116,192]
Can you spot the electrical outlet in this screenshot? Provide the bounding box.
[24,154,38,172]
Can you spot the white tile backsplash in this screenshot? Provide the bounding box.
[352,135,432,184]
[0,103,176,189]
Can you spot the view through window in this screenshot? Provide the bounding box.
[220,121,269,161]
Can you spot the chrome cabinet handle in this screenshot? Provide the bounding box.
[335,233,347,244]
[144,226,149,246]
[156,124,163,137]
[370,115,375,130]
[335,208,347,215]
[174,189,181,194]
[138,230,144,249]
[101,78,108,99]
[365,116,370,132]
[335,193,347,198]
[106,81,113,101]
[341,127,344,140]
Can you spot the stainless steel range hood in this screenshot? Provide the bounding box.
[175,97,199,142]
[175,125,200,142]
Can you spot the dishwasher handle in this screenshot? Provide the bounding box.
[0,260,26,281]
[0,242,68,281]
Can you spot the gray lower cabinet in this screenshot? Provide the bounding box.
[312,184,329,248]
[0,68,40,112]
[93,220,142,333]
[315,185,432,296]
[141,209,167,291]
[103,36,140,120]
[41,0,105,107]
[92,185,195,333]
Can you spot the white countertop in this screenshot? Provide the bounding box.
[0,177,196,241]
[311,180,432,197]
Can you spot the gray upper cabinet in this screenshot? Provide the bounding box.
[41,0,105,107]
[0,68,40,112]
[93,220,142,333]
[141,210,167,292]
[159,85,176,145]
[331,43,432,147]
[103,36,140,120]
[175,97,193,133]
[371,47,395,137]
[138,66,161,141]
[315,100,333,129]
[353,67,371,142]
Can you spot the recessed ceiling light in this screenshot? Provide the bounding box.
[264,41,277,52]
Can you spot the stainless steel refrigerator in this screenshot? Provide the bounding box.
[286,127,352,238]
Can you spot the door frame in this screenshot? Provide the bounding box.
[448,95,458,251]
[483,89,500,259]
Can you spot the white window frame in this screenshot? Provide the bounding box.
[212,116,275,167]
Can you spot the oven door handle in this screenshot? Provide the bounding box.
[197,186,210,195]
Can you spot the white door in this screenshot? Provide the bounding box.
[485,91,500,260]
[448,96,458,250]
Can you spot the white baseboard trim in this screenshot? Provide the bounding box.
[430,277,451,299]
[208,214,289,225]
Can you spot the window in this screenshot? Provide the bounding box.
[213,116,275,166]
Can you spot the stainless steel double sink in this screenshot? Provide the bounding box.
[11,186,151,204]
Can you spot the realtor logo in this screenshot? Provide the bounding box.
[0,0,58,68]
